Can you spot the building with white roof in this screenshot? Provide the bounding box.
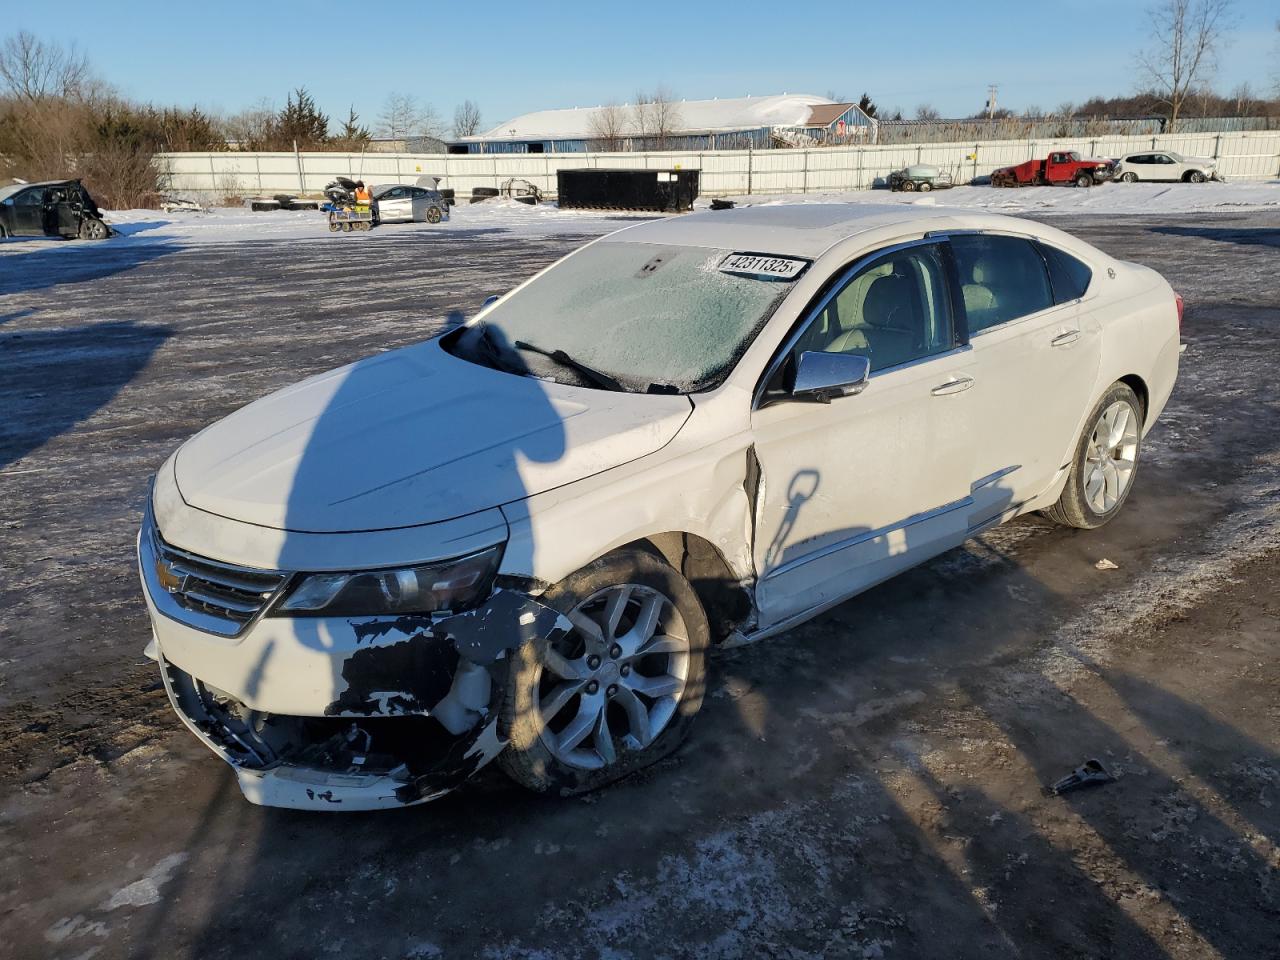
[449,93,877,154]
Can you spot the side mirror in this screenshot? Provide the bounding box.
[789,351,871,403]
[482,295,500,309]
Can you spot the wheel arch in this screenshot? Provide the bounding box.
[1117,373,1149,422]
[613,532,754,642]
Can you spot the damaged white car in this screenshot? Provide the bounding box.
[139,204,1181,810]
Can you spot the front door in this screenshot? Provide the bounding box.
[750,241,977,627]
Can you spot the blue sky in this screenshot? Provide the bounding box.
[13,0,1278,132]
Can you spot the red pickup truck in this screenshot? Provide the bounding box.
[991,151,1116,188]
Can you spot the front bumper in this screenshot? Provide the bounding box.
[141,529,573,810]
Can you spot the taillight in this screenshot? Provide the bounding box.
[1174,293,1184,332]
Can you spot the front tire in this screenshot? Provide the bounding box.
[1120,172,1138,183]
[79,217,109,240]
[1042,382,1143,530]
[1074,173,1092,188]
[1187,170,1206,183]
[918,181,932,192]
[426,205,442,224]
[498,549,709,796]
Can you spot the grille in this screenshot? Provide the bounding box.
[144,520,289,637]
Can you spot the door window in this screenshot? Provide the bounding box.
[949,234,1055,333]
[792,243,955,372]
[13,189,43,205]
[1036,242,1093,303]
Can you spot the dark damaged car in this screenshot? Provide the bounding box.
[140,204,1181,810]
[0,179,112,240]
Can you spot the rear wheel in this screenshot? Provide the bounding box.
[499,549,709,796]
[1043,382,1143,530]
[901,179,917,192]
[426,205,442,224]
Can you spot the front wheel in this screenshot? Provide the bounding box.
[499,549,709,796]
[1120,172,1138,183]
[426,205,442,224]
[1042,382,1143,529]
[79,217,109,240]
[1074,173,1093,188]
[1188,170,1206,183]
[918,181,932,192]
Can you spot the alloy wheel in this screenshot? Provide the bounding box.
[536,583,689,770]
[1084,400,1139,514]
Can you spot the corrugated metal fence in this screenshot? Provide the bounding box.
[159,130,1280,200]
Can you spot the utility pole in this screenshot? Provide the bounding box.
[986,84,999,120]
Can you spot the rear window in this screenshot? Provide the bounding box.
[1037,243,1093,303]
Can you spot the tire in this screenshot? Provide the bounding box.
[1074,173,1092,188]
[498,549,710,797]
[901,179,917,192]
[328,220,340,233]
[918,181,932,192]
[426,205,442,224]
[1042,382,1143,530]
[1188,170,1206,183]
[1120,172,1138,183]
[79,218,109,240]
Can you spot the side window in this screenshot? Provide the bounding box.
[950,234,1054,333]
[793,244,955,372]
[384,187,406,199]
[14,189,43,205]
[1037,243,1093,303]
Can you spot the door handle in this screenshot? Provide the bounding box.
[1051,330,1081,347]
[931,375,975,396]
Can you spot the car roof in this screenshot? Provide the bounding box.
[0,179,78,202]
[606,203,1043,259]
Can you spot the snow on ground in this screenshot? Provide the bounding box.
[1,181,1276,256]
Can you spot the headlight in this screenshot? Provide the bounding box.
[274,545,502,617]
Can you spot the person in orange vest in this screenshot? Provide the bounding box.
[353,180,372,204]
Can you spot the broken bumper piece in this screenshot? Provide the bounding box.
[152,590,572,811]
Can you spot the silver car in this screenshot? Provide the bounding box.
[372,184,449,225]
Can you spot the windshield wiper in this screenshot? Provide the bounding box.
[469,323,521,374]
[513,340,624,391]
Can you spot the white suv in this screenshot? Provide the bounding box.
[1114,151,1220,183]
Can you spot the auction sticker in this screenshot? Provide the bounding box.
[719,253,809,280]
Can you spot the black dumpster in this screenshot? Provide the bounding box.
[557,168,699,212]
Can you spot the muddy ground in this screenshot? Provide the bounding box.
[1,211,1277,960]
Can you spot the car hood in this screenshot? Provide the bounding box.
[174,338,693,532]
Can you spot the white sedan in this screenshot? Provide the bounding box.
[138,205,1181,810]
[1113,150,1220,183]
[372,183,448,224]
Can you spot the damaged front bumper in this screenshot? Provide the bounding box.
[143,539,573,809]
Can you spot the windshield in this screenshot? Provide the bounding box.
[455,241,804,393]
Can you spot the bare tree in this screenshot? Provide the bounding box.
[631,87,682,149]
[0,30,90,102]
[1138,0,1235,131]
[452,99,482,138]
[1055,101,1076,117]
[378,92,441,140]
[587,102,628,151]
[914,103,941,121]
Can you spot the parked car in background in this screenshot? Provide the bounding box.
[1113,151,1221,183]
[139,204,1181,811]
[372,183,448,224]
[888,164,955,192]
[991,151,1116,188]
[0,179,111,239]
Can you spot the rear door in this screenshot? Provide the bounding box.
[948,233,1101,526]
[9,188,49,235]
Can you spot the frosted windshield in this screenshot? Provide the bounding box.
[476,241,801,392]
